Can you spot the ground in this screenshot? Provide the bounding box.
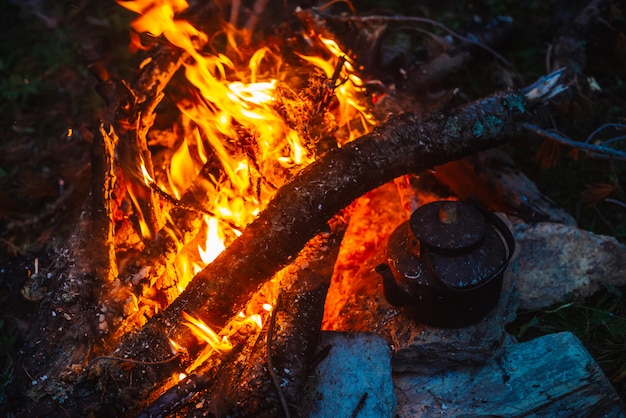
[0,0,625,409]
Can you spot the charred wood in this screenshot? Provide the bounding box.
[121,153,223,290]
[116,99,163,241]
[91,123,119,284]
[12,127,129,412]
[139,219,346,417]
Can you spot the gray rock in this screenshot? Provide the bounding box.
[303,332,397,418]
[394,331,625,417]
[513,221,626,310]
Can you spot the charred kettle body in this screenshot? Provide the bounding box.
[377,200,515,328]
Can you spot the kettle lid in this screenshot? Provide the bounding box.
[410,200,486,253]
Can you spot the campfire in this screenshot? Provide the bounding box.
[9,0,626,416]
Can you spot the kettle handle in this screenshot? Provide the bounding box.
[375,263,414,307]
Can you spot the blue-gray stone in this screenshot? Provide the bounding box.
[304,332,397,418]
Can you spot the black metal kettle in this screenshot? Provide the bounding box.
[376,200,515,328]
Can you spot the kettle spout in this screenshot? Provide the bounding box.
[375,263,413,307]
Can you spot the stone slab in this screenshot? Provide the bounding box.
[394,331,625,417]
[303,331,397,418]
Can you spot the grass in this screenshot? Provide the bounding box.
[508,284,626,399]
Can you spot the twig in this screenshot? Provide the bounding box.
[316,55,348,114]
[606,198,626,210]
[330,14,513,68]
[585,123,626,143]
[522,123,626,161]
[266,294,290,418]
[87,353,180,369]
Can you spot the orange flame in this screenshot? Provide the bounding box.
[181,310,265,372]
[119,0,377,368]
[182,311,233,353]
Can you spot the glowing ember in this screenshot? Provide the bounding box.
[118,0,376,368]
